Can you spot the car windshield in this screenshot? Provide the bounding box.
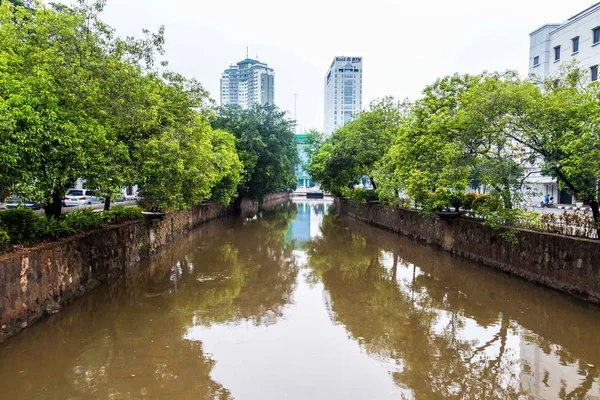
[67,190,84,196]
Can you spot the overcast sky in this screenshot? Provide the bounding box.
[93,0,593,131]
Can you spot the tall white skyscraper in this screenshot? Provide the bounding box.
[324,56,363,135]
[220,58,275,108]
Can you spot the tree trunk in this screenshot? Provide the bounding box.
[44,189,63,219]
[590,200,600,239]
[104,196,111,211]
[500,178,513,210]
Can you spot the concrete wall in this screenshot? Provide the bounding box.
[0,193,289,343]
[335,198,600,304]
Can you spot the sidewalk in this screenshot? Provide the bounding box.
[521,202,591,212]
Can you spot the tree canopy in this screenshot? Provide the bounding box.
[308,97,405,195]
[309,68,600,235]
[212,104,298,201]
[0,1,298,217]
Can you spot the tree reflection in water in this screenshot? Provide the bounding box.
[0,204,298,400]
[1,202,600,399]
[179,204,299,327]
[307,213,600,400]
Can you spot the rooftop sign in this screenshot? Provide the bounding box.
[335,57,362,62]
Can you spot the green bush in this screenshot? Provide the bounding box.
[0,207,39,243]
[380,195,412,209]
[340,187,353,198]
[61,209,104,232]
[376,187,400,206]
[0,205,144,250]
[423,188,465,212]
[102,205,143,224]
[398,197,412,208]
[342,188,379,205]
[37,216,73,239]
[463,192,479,210]
[448,191,464,211]
[0,228,9,250]
[471,194,502,214]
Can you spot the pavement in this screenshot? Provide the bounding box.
[1,200,138,215]
[521,203,591,214]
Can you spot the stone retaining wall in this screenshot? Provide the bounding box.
[0,192,290,342]
[335,198,600,304]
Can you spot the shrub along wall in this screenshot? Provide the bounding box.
[0,192,290,343]
[335,198,600,304]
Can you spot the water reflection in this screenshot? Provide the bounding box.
[0,200,599,400]
[308,213,600,399]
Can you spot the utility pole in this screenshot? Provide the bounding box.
[294,94,298,122]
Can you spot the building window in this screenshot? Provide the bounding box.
[554,46,561,61]
[592,65,598,82]
[533,56,540,66]
[572,36,579,53]
[594,27,600,44]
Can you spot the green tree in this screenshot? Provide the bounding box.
[0,0,32,8]
[455,72,533,210]
[302,129,324,172]
[375,73,537,230]
[507,67,600,234]
[212,104,298,201]
[375,75,476,206]
[0,1,118,216]
[0,1,163,216]
[0,1,240,215]
[209,129,244,206]
[308,97,404,195]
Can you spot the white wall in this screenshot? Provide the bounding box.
[530,6,600,80]
[548,9,600,78]
[529,25,561,79]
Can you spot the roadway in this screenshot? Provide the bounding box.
[0,200,139,215]
[521,205,592,215]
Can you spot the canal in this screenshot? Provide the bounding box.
[1,200,599,399]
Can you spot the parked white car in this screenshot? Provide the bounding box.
[63,189,103,207]
[115,193,139,202]
[5,195,43,210]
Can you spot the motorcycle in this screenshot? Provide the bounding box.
[540,197,555,208]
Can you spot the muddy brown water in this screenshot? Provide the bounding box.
[1,201,599,400]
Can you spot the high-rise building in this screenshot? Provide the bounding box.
[220,58,275,108]
[324,56,363,135]
[529,2,600,82]
[294,133,313,189]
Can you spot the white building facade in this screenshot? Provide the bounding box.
[529,2,600,82]
[324,56,363,135]
[524,3,600,205]
[220,58,275,109]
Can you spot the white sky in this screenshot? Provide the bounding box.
[93,0,594,131]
